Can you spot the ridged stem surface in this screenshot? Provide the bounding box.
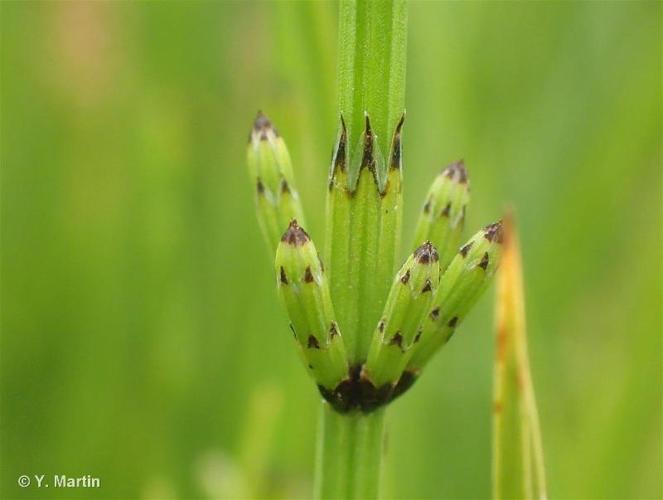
[314,404,385,500]
[316,1,407,498]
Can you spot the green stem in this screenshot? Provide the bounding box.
[316,1,407,498]
[326,0,408,364]
[314,404,386,500]
[337,0,407,177]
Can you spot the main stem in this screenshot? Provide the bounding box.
[314,404,386,499]
[316,0,407,498]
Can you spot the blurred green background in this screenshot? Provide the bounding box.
[1,1,661,499]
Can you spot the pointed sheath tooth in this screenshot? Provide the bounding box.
[328,113,384,364]
[324,116,355,360]
[325,114,403,368]
[247,112,306,254]
[406,221,503,372]
[324,116,351,280]
[348,113,383,190]
[363,241,440,390]
[275,221,348,390]
[389,113,405,171]
[328,115,348,185]
[358,114,376,174]
[364,112,404,364]
[412,160,470,272]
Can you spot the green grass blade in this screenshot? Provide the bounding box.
[493,214,547,500]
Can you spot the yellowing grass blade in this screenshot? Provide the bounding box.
[493,213,547,500]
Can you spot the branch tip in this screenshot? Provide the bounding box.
[414,241,439,264]
[281,219,310,246]
[484,220,504,244]
[252,110,278,141]
[442,160,468,184]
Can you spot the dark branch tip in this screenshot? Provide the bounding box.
[252,110,278,141]
[484,220,504,244]
[281,219,310,246]
[442,160,468,184]
[414,241,439,264]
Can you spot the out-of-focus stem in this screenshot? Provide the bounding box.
[314,404,385,500]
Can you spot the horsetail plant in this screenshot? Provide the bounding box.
[246,1,505,497]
